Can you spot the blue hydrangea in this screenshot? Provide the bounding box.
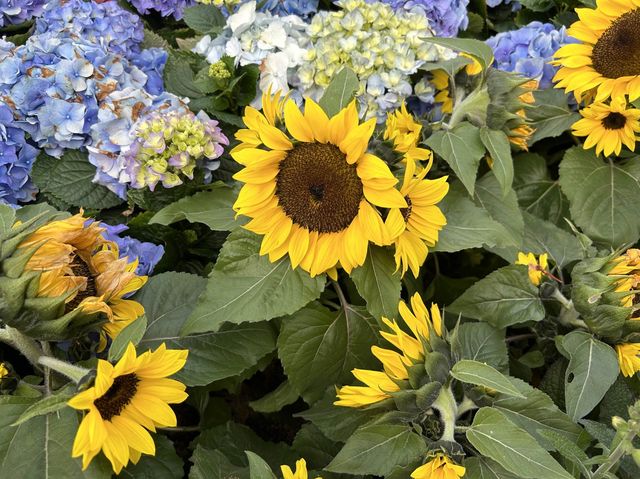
[101,223,164,276]
[0,101,38,205]
[129,0,196,20]
[486,0,520,9]
[486,21,574,89]
[1,0,46,27]
[131,48,168,96]
[258,0,318,17]
[376,0,469,37]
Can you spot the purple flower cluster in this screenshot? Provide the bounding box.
[486,21,573,89]
[0,0,46,27]
[101,223,164,275]
[129,0,195,20]
[378,0,469,37]
[0,101,38,205]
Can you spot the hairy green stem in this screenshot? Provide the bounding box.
[38,356,90,384]
[432,386,458,442]
[550,289,587,329]
[592,429,637,479]
[0,326,44,368]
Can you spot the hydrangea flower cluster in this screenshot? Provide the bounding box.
[370,0,469,37]
[193,1,310,97]
[0,101,38,205]
[299,0,454,121]
[486,21,572,89]
[129,0,195,20]
[102,223,165,276]
[0,0,45,27]
[88,88,228,197]
[486,0,520,9]
[197,0,317,19]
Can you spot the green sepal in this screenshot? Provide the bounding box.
[424,351,450,384]
[6,303,105,341]
[0,272,39,320]
[23,294,70,322]
[2,242,43,279]
[0,210,62,260]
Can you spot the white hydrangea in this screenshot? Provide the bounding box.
[193,1,309,103]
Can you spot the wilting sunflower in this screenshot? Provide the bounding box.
[232,95,406,276]
[68,342,188,473]
[572,98,640,156]
[411,453,466,479]
[385,156,448,277]
[18,213,147,346]
[616,343,640,377]
[515,251,549,286]
[335,293,442,407]
[281,458,322,479]
[553,0,640,102]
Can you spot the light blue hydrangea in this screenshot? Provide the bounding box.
[101,223,165,276]
[129,0,195,20]
[0,0,46,27]
[486,21,574,89]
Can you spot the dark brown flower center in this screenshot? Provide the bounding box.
[602,112,627,130]
[94,373,140,421]
[592,9,640,79]
[65,255,97,313]
[400,196,412,222]
[275,143,363,233]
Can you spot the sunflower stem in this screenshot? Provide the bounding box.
[38,356,90,384]
[550,288,587,329]
[432,386,458,442]
[0,326,44,370]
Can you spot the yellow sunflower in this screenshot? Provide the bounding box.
[507,80,538,151]
[384,102,423,154]
[232,94,406,276]
[432,70,453,113]
[515,251,549,286]
[572,98,640,156]
[0,362,7,379]
[553,0,640,102]
[68,342,188,473]
[335,293,442,407]
[281,458,322,479]
[617,343,640,377]
[18,213,147,347]
[608,248,640,307]
[385,156,448,277]
[411,453,466,479]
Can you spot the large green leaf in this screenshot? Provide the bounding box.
[246,452,277,479]
[164,53,203,99]
[182,4,225,34]
[450,322,508,373]
[528,90,580,144]
[326,424,426,475]
[466,408,574,479]
[183,229,326,334]
[451,360,524,397]
[136,272,277,386]
[278,303,380,403]
[248,381,299,413]
[189,446,248,479]
[448,265,545,328]
[426,122,485,195]
[350,246,401,320]
[561,331,619,421]
[120,436,183,478]
[480,128,513,196]
[31,151,123,210]
[318,67,359,117]
[464,457,520,479]
[559,147,640,247]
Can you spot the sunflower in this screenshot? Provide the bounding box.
[608,248,640,307]
[68,342,188,473]
[385,156,448,277]
[572,98,640,156]
[553,0,640,102]
[281,458,322,479]
[0,362,7,379]
[384,102,423,154]
[232,94,406,276]
[411,453,466,479]
[432,70,453,113]
[616,343,640,377]
[335,293,442,407]
[515,251,549,286]
[18,213,147,346]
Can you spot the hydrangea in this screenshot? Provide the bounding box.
[193,1,309,99]
[101,223,164,275]
[369,0,468,37]
[88,88,228,197]
[197,0,317,19]
[486,0,520,9]
[0,0,45,27]
[0,31,153,157]
[298,0,454,121]
[129,0,195,20]
[131,48,168,96]
[0,101,38,205]
[486,21,573,89]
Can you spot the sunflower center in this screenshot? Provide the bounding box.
[275,143,363,233]
[592,9,640,79]
[94,373,140,421]
[602,112,627,129]
[400,196,412,222]
[65,255,97,313]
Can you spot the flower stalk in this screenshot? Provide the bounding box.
[432,386,458,442]
[38,356,91,384]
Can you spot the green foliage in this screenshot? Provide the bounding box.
[350,246,401,320]
[319,67,360,117]
[451,360,525,397]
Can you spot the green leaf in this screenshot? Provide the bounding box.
[245,452,277,479]
[120,436,183,478]
[11,385,75,426]
[559,147,640,247]
[480,128,513,196]
[292,424,341,469]
[464,457,520,479]
[31,151,123,210]
[423,37,494,70]
[451,360,525,397]
[278,303,380,403]
[326,424,427,475]
[0,205,15,235]
[528,90,580,144]
[141,28,170,50]
[108,315,147,362]
[182,4,225,34]
[318,67,360,117]
[189,446,248,479]
[149,185,238,231]
[450,322,509,373]
[164,54,203,98]
[537,430,590,478]
[433,186,512,252]
[519,0,554,11]
[249,381,299,413]
[350,246,401,320]
[426,122,485,196]
[466,408,574,479]
[562,331,619,421]
[136,272,277,386]
[182,229,326,335]
[449,264,545,328]
[519,212,583,268]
